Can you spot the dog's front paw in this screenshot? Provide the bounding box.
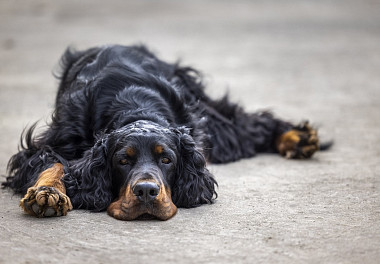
[20,186,73,217]
[277,121,319,159]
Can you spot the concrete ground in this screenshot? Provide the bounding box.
[0,0,379,263]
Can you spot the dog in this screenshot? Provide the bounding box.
[2,44,329,220]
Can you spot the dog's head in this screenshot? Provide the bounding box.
[70,121,217,220]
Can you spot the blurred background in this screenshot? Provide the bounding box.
[2,0,379,168]
[0,0,379,263]
[1,0,379,148]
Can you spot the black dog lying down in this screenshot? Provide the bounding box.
[3,45,328,220]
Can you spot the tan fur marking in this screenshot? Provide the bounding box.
[107,179,177,221]
[126,147,136,157]
[34,163,66,193]
[276,130,300,157]
[154,145,164,155]
[276,124,320,159]
[19,163,72,217]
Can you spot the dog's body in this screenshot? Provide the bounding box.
[3,45,322,220]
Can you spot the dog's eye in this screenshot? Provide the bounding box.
[161,157,171,164]
[119,159,129,165]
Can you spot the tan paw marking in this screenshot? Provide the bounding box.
[20,186,73,217]
[277,122,319,159]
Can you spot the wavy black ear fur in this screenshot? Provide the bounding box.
[64,135,114,211]
[171,131,217,208]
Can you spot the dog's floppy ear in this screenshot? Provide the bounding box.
[171,129,217,208]
[65,134,114,211]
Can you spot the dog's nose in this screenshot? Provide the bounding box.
[133,182,160,203]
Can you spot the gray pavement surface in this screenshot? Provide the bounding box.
[0,0,379,263]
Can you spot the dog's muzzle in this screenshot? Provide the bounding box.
[107,172,177,221]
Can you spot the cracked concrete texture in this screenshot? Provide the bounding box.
[0,0,379,263]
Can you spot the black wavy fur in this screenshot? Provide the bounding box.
[3,44,309,211]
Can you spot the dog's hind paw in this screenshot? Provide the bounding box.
[277,121,319,159]
[20,186,73,217]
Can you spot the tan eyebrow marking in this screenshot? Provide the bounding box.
[126,147,136,157]
[154,145,164,154]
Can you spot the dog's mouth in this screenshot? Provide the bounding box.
[107,180,177,221]
[135,213,158,220]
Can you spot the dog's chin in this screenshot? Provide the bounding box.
[107,199,178,221]
[107,185,177,221]
[135,213,159,220]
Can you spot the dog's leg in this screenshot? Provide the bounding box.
[202,97,320,162]
[20,163,72,217]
